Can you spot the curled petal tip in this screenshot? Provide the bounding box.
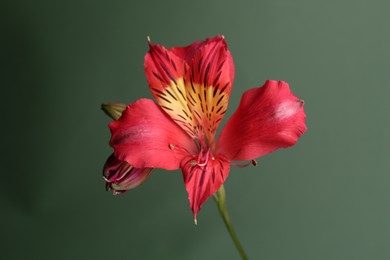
[147,36,154,48]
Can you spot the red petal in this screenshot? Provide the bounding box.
[143,36,235,142]
[184,36,235,140]
[144,40,185,92]
[217,80,307,161]
[109,99,198,170]
[181,153,230,220]
[187,36,234,91]
[144,40,197,137]
[169,40,203,64]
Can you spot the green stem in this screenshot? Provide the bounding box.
[213,185,249,260]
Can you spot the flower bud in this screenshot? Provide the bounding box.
[101,103,127,120]
[103,154,152,194]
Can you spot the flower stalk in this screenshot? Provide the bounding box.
[214,185,249,260]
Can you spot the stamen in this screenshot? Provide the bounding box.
[196,149,210,167]
[197,160,208,167]
[231,161,252,168]
[251,159,258,166]
[169,144,175,150]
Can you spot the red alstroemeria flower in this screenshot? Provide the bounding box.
[108,36,306,220]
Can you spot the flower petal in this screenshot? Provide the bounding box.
[181,153,230,221]
[103,154,152,194]
[109,99,198,170]
[144,36,235,142]
[144,39,197,137]
[184,36,235,141]
[217,80,307,161]
[169,40,203,64]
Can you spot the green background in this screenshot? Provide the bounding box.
[2,0,389,259]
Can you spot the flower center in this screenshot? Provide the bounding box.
[190,140,215,167]
[196,148,211,167]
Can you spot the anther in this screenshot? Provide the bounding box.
[190,160,197,166]
[169,144,175,150]
[251,159,258,166]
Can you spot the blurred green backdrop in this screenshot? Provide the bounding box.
[2,0,389,259]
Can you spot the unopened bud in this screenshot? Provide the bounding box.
[103,154,152,194]
[101,103,127,120]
